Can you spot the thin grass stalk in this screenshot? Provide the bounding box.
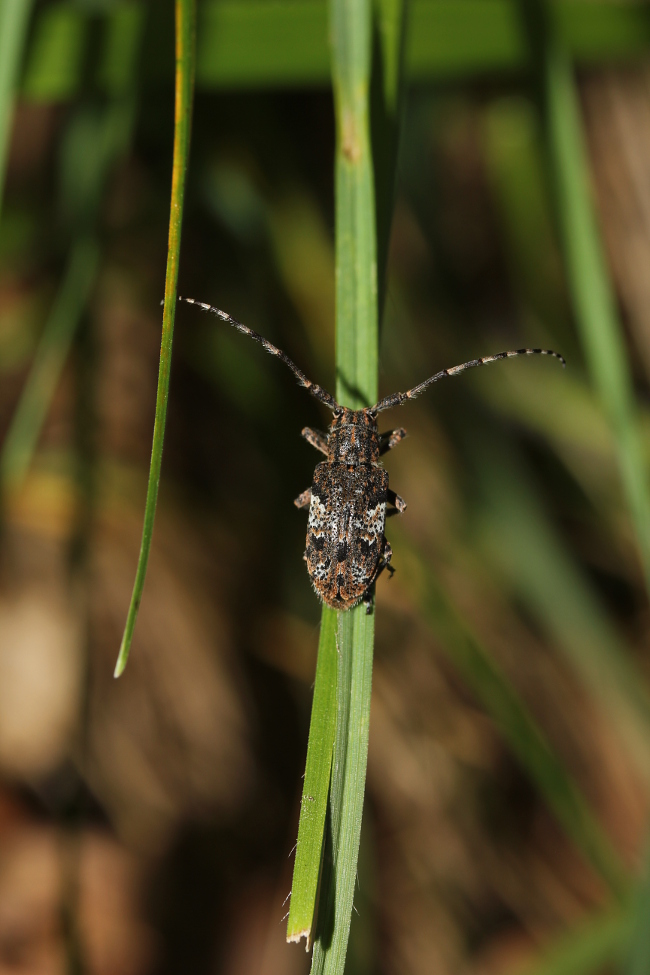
[0,0,34,215]
[114,0,196,677]
[308,0,377,969]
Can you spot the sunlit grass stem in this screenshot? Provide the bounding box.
[114,0,196,677]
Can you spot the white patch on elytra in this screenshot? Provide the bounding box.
[308,495,327,532]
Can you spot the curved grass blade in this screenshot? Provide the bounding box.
[520,0,650,597]
[287,606,338,948]
[114,0,196,678]
[0,0,34,214]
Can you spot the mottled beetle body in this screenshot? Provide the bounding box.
[181,297,565,612]
[305,410,391,610]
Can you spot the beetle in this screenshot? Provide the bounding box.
[181,297,564,612]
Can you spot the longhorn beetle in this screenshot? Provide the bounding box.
[181,297,565,613]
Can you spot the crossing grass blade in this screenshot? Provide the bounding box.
[0,0,34,214]
[114,0,196,678]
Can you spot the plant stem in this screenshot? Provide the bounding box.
[114,0,196,678]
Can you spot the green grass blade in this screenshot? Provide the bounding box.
[0,234,99,492]
[287,606,338,947]
[521,0,650,596]
[331,0,377,411]
[0,0,34,213]
[402,546,629,899]
[114,0,196,678]
[306,0,381,970]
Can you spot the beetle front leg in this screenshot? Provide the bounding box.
[379,427,407,456]
[294,487,312,509]
[301,427,329,456]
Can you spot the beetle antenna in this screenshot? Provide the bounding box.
[180,297,340,413]
[370,347,565,415]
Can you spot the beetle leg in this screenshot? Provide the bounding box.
[379,427,407,456]
[378,538,395,577]
[301,427,329,456]
[294,487,312,509]
[385,488,406,517]
[364,538,395,612]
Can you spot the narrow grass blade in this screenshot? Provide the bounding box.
[114,0,196,678]
[520,0,650,597]
[400,544,629,899]
[0,0,34,214]
[287,606,338,947]
[0,234,99,493]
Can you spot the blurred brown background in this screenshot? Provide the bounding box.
[2,3,650,974]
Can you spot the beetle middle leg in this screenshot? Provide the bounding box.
[385,488,406,517]
[380,427,407,456]
[301,427,328,456]
[294,487,312,509]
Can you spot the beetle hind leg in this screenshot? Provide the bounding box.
[363,538,395,613]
